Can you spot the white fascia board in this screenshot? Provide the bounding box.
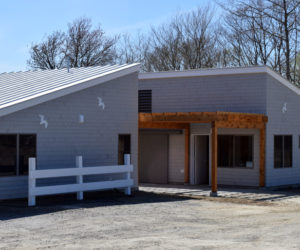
[139,66,300,96]
[138,66,268,80]
[0,64,140,118]
[265,67,300,96]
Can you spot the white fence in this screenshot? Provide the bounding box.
[28,155,133,206]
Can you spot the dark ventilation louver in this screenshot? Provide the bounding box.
[138,90,152,113]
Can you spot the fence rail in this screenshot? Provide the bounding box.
[28,155,133,206]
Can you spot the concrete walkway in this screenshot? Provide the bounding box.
[139,183,300,204]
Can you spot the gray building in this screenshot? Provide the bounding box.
[138,66,300,190]
[0,64,299,200]
[0,64,139,200]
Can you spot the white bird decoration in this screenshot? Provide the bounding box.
[39,114,48,128]
[98,97,105,110]
[282,102,287,113]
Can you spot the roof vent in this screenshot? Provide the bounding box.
[66,55,71,73]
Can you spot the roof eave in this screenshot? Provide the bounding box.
[138,66,268,80]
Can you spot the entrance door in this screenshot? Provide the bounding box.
[194,135,209,185]
[139,134,168,184]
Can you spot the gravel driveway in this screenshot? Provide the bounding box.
[0,190,300,249]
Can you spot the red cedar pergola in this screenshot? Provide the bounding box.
[139,112,268,195]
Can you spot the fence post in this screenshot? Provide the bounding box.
[28,157,36,206]
[124,154,131,196]
[124,154,130,165]
[76,156,83,200]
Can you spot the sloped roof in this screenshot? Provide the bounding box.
[0,64,139,117]
[139,65,300,96]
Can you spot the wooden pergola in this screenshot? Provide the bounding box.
[139,112,268,195]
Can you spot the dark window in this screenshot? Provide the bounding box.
[218,135,233,167]
[0,134,36,176]
[138,90,152,113]
[0,135,17,176]
[19,135,36,175]
[218,135,253,168]
[118,134,131,165]
[274,135,292,168]
[234,136,253,167]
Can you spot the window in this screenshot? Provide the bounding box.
[118,134,131,165]
[0,134,36,176]
[218,135,234,167]
[0,135,17,176]
[19,135,37,175]
[218,135,253,168]
[274,135,292,168]
[138,90,152,113]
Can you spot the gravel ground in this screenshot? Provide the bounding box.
[0,191,300,249]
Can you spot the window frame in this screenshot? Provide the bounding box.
[218,134,254,169]
[0,134,37,177]
[274,135,293,169]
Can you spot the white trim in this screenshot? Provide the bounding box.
[139,66,267,79]
[0,64,140,118]
[30,165,134,179]
[139,66,300,96]
[265,67,300,95]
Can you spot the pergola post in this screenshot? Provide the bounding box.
[259,124,266,187]
[211,121,218,196]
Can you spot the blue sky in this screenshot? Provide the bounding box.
[0,0,214,73]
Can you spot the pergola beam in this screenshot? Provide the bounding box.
[139,112,268,124]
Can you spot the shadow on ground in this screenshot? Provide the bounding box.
[0,190,189,221]
[1,185,300,221]
[140,183,300,203]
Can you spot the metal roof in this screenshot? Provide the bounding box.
[0,64,139,117]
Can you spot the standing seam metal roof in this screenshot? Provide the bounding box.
[0,64,136,107]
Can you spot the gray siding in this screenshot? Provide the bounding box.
[139,73,268,114]
[0,73,138,200]
[265,75,300,186]
[139,73,267,187]
[168,134,185,183]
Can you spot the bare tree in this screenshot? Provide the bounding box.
[66,18,118,67]
[147,22,183,71]
[176,6,218,69]
[218,0,274,66]
[118,6,221,72]
[28,18,118,69]
[117,32,150,71]
[265,0,300,81]
[27,31,65,70]
[218,0,300,84]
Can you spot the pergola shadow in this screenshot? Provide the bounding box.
[139,183,300,203]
